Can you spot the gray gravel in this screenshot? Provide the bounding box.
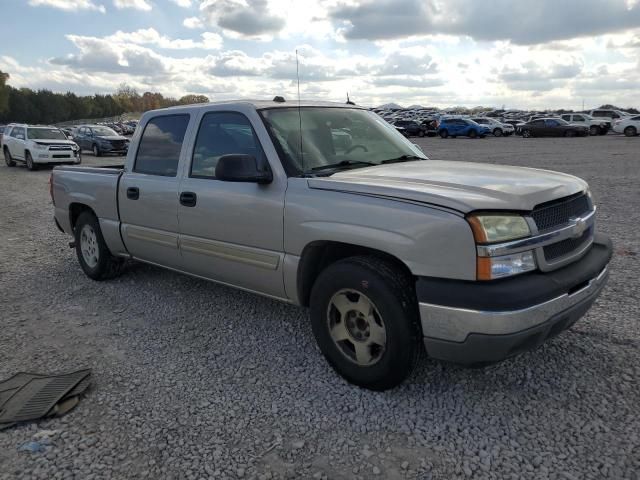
[1,135,639,479]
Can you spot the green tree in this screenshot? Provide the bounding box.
[179,94,209,105]
[0,70,9,116]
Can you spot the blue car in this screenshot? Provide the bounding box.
[438,118,491,139]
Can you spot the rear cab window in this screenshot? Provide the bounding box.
[133,114,190,177]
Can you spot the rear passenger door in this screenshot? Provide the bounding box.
[177,110,287,298]
[118,114,191,269]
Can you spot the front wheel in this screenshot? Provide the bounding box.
[624,126,637,137]
[92,144,102,157]
[493,128,503,137]
[309,256,421,391]
[74,211,124,280]
[589,125,599,136]
[418,130,425,137]
[468,129,478,139]
[522,129,532,138]
[25,152,37,171]
[4,148,15,167]
[565,130,576,137]
[439,129,449,139]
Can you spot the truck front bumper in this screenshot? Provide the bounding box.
[417,234,612,365]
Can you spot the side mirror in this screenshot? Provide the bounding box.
[215,154,273,184]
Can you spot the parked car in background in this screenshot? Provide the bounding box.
[612,115,640,136]
[73,125,130,157]
[393,120,425,137]
[503,120,526,135]
[560,114,608,136]
[588,109,628,129]
[2,124,81,170]
[438,118,491,138]
[51,99,612,390]
[420,119,438,137]
[471,117,515,137]
[521,119,589,138]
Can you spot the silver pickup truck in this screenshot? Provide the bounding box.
[51,100,612,390]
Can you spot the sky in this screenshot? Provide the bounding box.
[0,0,639,109]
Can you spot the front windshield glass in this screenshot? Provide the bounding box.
[261,107,426,175]
[92,127,118,136]
[28,128,67,140]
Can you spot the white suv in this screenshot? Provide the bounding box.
[560,114,608,135]
[2,124,81,171]
[588,109,628,129]
[612,115,640,136]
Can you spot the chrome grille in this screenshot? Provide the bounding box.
[543,227,592,261]
[49,144,73,151]
[531,193,590,232]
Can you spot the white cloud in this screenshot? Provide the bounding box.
[113,0,152,11]
[105,28,222,50]
[171,0,191,6]
[183,16,204,29]
[28,0,106,13]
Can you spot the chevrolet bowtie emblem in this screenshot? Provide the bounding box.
[572,218,587,237]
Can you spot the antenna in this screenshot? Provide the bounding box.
[295,49,303,169]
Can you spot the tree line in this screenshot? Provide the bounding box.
[0,71,208,125]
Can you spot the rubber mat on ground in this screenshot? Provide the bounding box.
[0,369,91,426]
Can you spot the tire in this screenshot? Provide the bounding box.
[522,130,532,138]
[624,126,637,137]
[25,151,37,171]
[589,125,599,136]
[74,211,125,280]
[468,129,478,139]
[92,144,102,157]
[493,128,503,137]
[439,129,448,139]
[418,130,425,137]
[309,256,421,391]
[565,130,576,137]
[4,148,15,167]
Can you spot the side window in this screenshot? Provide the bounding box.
[191,111,264,179]
[12,127,25,138]
[134,114,190,177]
[545,120,559,127]
[532,120,544,126]
[593,111,603,117]
[573,116,584,122]
[561,115,571,121]
[632,116,640,121]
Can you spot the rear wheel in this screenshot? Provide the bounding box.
[418,130,425,137]
[309,256,421,391]
[25,152,37,171]
[624,126,637,137]
[493,128,503,137]
[4,148,15,167]
[522,130,532,138]
[92,144,102,157]
[439,129,449,139]
[74,211,124,280]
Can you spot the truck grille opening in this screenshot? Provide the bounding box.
[543,227,592,261]
[531,193,590,232]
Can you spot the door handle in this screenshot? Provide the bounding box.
[127,187,139,200]
[180,191,197,207]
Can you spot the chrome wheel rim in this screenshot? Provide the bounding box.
[93,145,98,156]
[327,289,386,366]
[80,224,99,268]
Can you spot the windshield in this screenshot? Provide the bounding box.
[27,128,67,140]
[261,107,426,175]
[92,127,118,136]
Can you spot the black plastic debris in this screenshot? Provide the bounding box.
[0,369,91,430]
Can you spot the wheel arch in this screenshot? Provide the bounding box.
[69,202,97,231]
[296,240,414,308]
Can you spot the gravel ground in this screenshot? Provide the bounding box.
[0,136,639,479]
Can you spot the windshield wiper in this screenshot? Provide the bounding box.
[310,160,377,172]
[380,155,424,164]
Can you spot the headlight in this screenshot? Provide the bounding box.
[34,143,47,150]
[467,214,531,243]
[477,251,537,280]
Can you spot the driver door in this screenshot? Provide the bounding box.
[177,110,287,298]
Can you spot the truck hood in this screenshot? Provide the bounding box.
[34,139,77,146]
[307,160,587,213]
